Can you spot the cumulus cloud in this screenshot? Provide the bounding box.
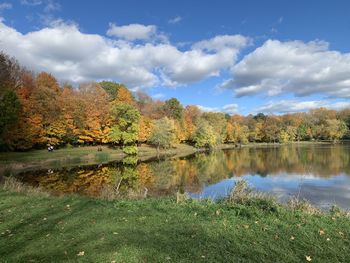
[168,16,182,24]
[0,20,249,88]
[257,100,350,114]
[221,39,350,98]
[197,103,238,114]
[106,23,158,41]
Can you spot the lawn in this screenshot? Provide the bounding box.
[0,189,349,262]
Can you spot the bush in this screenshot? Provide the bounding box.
[123,145,138,155]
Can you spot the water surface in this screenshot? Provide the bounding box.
[16,143,350,209]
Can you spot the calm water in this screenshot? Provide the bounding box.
[16,143,350,209]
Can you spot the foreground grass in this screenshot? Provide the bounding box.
[0,189,349,262]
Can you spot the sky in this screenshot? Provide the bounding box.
[1,0,350,115]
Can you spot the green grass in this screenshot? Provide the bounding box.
[0,189,349,263]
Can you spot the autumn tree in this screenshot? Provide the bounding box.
[183,105,201,141]
[324,119,348,142]
[201,112,227,143]
[192,118,218,149]
[75,83,110,144]
[138,116,153,144]
[31,72,64,146]
[148,117,177,154]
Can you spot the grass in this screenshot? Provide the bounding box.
[0,180,349,262]
[0,144,199,175]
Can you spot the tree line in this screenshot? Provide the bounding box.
[0,52,349,152]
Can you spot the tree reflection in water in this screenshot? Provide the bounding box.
[16,144,350,201]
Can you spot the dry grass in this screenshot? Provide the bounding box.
[100,184,149,201]
[229,179,270,203]
[287,197,320,215]
[0,176,49,197]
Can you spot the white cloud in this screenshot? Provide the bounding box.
[197,105,220,112]
[0,20,249,89]
[222,103,239,114]
[168,16,182,24]
[257,100,350,114]
[0,2,12,10]
[221,39,350,98]
[151,93,165,99]
[44,0,60,12]
[21,0,43,6]
[197,103,238,114]
[106,23,158,41]
[192,35,250,52]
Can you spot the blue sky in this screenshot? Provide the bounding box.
[1,0,350,115]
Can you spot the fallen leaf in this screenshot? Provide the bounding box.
[77,251,85,256]
[319,230,325,235]
[305,255,312,261]
[215,210,220,216]
[290,236,295,240]
[326,238,330,241]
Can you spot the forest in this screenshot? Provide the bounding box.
[1,52,349,153]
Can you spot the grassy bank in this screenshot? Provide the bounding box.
[0,185,349,262]
[0,144,198,175]
[0,141,339,175]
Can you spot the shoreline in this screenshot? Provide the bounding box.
[0,141,341,175]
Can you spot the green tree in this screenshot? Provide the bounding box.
[0,53,22,149]
[192,119,217,149]
[100,81,122,101]
[296,124,308,141]
[109,103,140,154]
[148,117,177,154]
[0,90,20,147]
[201,112,227,143]
[163,98,183,120]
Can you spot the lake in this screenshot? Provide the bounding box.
[15,143,350,209]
